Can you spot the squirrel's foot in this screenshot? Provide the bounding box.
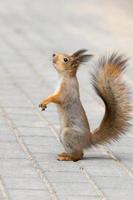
[57,154,73,161]
[39,102,47,111]
[57,152,82,161]
[58,152,84,157]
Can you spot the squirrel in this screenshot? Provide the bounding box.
[39,49,131,161]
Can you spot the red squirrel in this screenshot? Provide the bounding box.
[39,49,131,161]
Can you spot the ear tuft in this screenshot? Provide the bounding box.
[78,54,93,63]
[72,49,88,57]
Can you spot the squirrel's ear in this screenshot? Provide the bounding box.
[71,54,93,68]
[78,54,93,63]
[72,49,88,57]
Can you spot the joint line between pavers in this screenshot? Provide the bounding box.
[103,146,133,179]
[79,168,106,200]
[0,176,9,200]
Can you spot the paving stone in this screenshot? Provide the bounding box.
[0,141,26,159]
[39,159,80,172]
[103,188,133,200]
[45,171,89,183]
[0,159,38,178]
[64,196,100,200]
[92,176,133,190]
[3,177,45,190]
[8,189,51,200]
[18,127,53,137]
[52,182,96,196]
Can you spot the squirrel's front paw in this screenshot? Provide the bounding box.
[39,101,47,111]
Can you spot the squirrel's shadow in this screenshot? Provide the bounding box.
[82,156,113,161]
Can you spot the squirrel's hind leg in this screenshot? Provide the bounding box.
[58,128,84,161]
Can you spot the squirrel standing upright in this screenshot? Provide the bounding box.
[39,49,131,161]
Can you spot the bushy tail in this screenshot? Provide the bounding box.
[91,53,131,145]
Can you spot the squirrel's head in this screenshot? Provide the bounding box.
[52,49,93,76]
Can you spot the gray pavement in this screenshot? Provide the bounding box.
[0,0,133,200]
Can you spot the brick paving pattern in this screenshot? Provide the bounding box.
[0,0,133,200]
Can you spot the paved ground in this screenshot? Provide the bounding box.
[0,0,133,200]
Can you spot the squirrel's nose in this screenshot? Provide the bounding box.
[52,53,56,63]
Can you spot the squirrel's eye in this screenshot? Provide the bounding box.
[53,54,56,57]
[64,58,68,63]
